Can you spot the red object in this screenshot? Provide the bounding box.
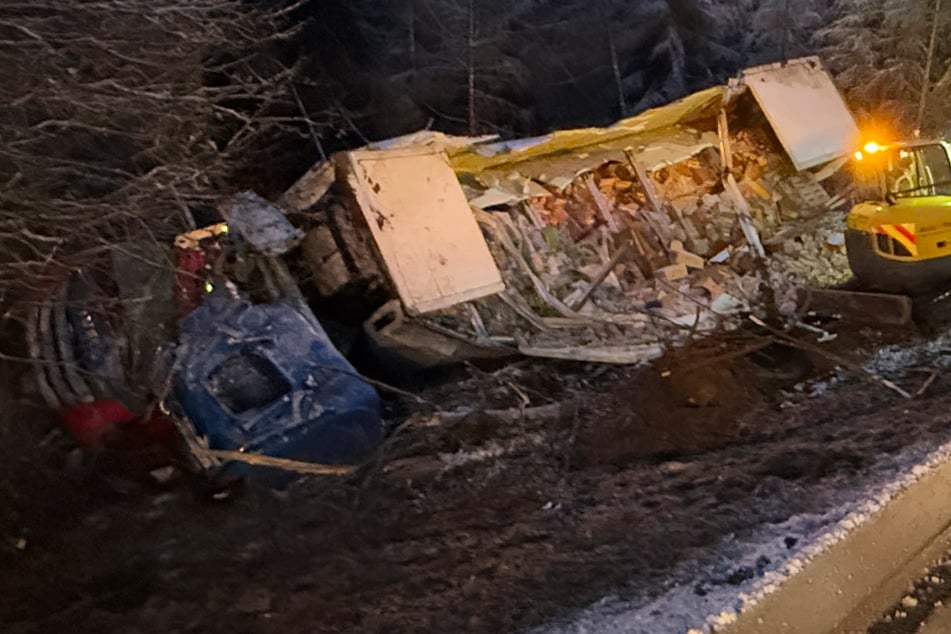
[59,400,176,449]
[59,400,137,448]
[175,247,206,317]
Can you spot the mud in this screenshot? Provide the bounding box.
[2,329,950,634]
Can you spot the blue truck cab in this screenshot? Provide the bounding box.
[165,288,382,487]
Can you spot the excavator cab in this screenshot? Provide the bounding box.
[882,143,951,199]
[845,140,951,295]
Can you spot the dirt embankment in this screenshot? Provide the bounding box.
[1,328,949,634]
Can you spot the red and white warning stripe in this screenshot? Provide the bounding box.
[874,223,918,256]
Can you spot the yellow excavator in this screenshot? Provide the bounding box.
[846,140,951,296]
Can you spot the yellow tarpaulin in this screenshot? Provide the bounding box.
[448,86,724,176]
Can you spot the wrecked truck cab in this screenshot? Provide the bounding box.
[161,289,383,486]
[27,191,383,486]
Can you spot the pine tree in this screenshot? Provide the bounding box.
[507,0,745,123]
[746,0,826,65]
[815,0,951,136]
[340,0,531,137]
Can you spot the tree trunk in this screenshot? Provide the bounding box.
[467,0,476,135]
[779,0,791,63]
[408,0,417,76]
[915,0,941,133]
[601,1,627,118]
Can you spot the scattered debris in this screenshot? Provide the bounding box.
[295,57,858,367]
[24,57,866,489]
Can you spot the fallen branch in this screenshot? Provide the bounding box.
[438,402,563,424]
[915,371,938,398]
[749,315,912,399]
[202,449,355,476]
[676,337,777,371]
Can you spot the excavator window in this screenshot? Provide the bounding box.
[885,144,951,198]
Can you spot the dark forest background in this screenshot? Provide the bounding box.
[0,0,949,309]
[307,0,951,143]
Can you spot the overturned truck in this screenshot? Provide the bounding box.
[27,56,863,485]
[288,56,861,367]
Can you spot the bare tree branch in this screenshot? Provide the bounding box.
[0,0,327,310]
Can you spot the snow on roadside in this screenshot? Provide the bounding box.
[529,330,951,634]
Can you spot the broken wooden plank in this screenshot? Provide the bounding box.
[670,242,705,269]
[476,209,580,319]
[518,342,665,364]
[717,109,734,175]
[812,155,849,182]
[715,106,766,258]
[625,230,652,280]
[584,174,620,232]
[570,240,634,311]
[438,403,563,424]
[628,151,664,210]
[627,227,659,277]
[278,160,336,212]
[655,263,688,281]
[624,154,673,255]
[666,200,702,254]
[763,210,829,247]
[724,173,767,258]
[626,149,702,255]
[497,291,550,332]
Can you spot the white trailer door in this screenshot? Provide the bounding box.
[742,57,860,171]
[346,148,505,315]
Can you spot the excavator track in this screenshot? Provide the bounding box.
[797,287,914,328]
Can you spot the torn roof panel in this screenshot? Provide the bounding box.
[448,86,724,175]
[610,86,724,132]
[285,57,857,216]
[464,126,719,190]
[445,57,857,180]
[740,56,860,171]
